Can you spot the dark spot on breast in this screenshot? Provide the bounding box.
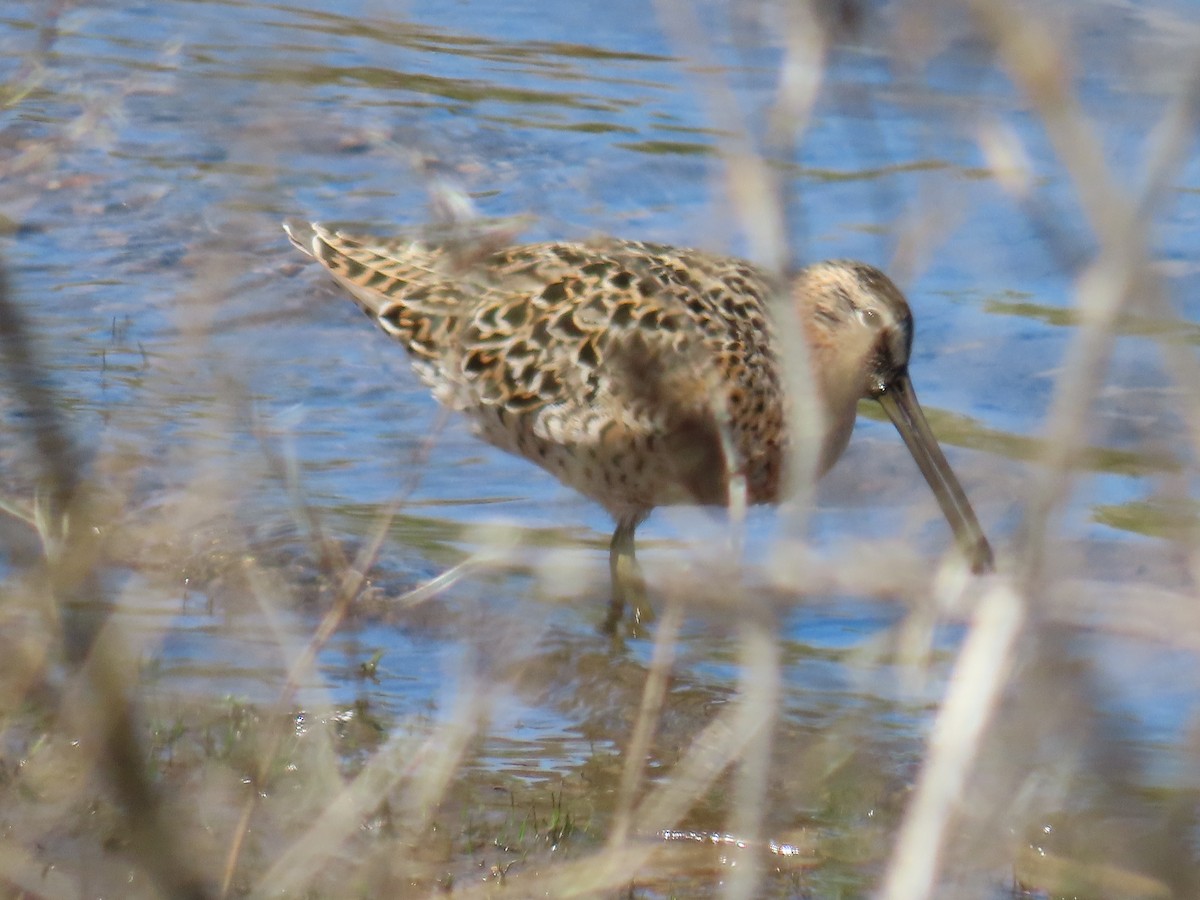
[507,392,542,412]
[501,303,528,328]
[542,280,570,304]
[476,304,499,330]
[611,270,634,289]
[538,369,561,397]
[554,309,586,338]
[611,302,636,328]
[464,350,490,374]
[578,338,600,369]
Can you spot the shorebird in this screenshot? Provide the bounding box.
[285,221,994,629]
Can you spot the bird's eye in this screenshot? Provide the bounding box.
[857,307,881,328]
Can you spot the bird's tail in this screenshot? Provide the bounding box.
[281,219,321,259]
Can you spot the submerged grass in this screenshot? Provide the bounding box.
[1,0,1199,898]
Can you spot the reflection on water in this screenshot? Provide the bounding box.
[2,0,1199,894]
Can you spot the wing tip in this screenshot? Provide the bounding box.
[282,219,337,258]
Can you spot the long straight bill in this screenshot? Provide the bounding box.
[876,373,995,574]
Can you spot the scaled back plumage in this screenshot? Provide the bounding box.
[288,223,795,517]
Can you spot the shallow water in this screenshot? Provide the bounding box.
[3,0,1199,894]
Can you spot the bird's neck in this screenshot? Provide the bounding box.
[807,325,873,475]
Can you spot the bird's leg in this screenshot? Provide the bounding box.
[604,513,650,634]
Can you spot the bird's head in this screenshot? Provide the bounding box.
[794,260,914,402]
[791,260,994,575]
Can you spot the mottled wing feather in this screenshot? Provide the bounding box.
[291,222,787,509]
